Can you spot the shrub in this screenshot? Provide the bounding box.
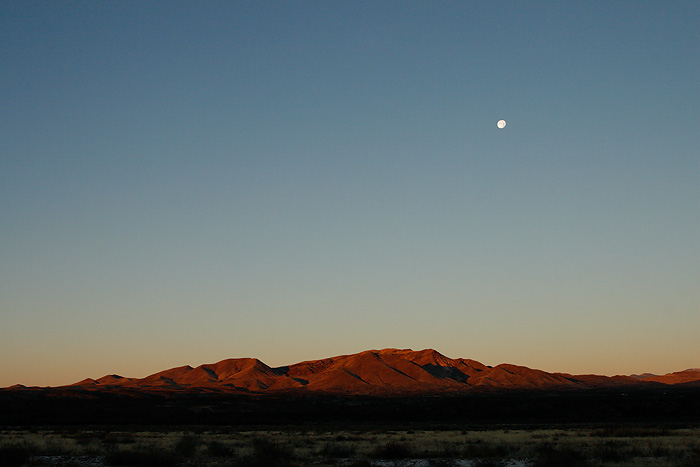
[532,443,590,467]
[370,440,413,459]
[234,437,295,467]
[677,444,700,467]
[461,440,510,459]
[71,431,96,446]
[647,441,671,457]
[207,440,236,457]
[173,433,200,457]
[424,443,461,458]
[101,432,137,445]
[591,440,627,462]
[319,441,356,458]
[591,426,668,438]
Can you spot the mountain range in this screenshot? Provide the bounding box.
[9,349,700,395]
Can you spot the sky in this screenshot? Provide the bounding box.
[1,1,698,387]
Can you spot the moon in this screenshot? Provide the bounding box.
[497,119,507,129]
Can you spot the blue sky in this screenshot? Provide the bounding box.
[1,1,698,386]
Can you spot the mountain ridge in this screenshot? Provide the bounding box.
[6,348,699,395]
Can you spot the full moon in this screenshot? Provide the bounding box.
[497,119,507,129]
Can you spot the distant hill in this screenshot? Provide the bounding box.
[6,348,697,396]
[632,369,700,385]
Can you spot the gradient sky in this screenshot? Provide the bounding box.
[2,1,698,387]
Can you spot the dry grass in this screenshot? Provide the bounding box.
[0,426,698,466]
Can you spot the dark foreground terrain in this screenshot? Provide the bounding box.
[2,425,700,467]
[2,386,699,426]
[2,388,699,466]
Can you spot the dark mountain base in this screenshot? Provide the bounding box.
[2,387,699,427]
